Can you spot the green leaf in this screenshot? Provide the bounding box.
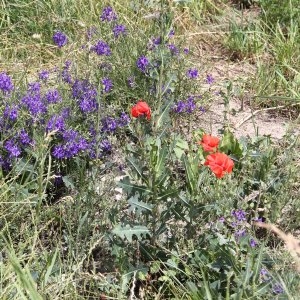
[62,175,75,189]
[112,224,150,242]
[219,129,243,158]
[127,156,148,184]
[128,194,153,215]
[44,248,58,286]
[174,137,189,159]
[118,176,151,195]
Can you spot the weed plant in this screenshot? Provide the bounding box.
[0,1,299,299]
[224,0,300,105]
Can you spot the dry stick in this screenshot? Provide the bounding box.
[254,222,300,272]
[235,103,299,129]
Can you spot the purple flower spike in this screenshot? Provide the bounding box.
[38,70,49,81]
[231,209,247,222]
[186,96,196,113]
[183,48,189,54]
[102,77,113,93]
[168,29,175,37]
[272,283,284,295]
[0,72,14,94]
[113,24,126,38]
[249,238,257,248]
[5,139,21,158]
[173,101,186,113]
[53,31,68,48]
[100,139,112,153]
[137,55,149,73]
[187,68,198,79]
[91,40,111,56]
[100,6,117,22]
[206,74,215,84]
[168,44,179,56]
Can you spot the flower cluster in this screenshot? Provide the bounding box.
[199,134,234,178]
[136,55,149,73]
[21,82,47,117]
[172,96,197,114]
[113,24,126,38]
[0,72,14,94]
[52,129,89,159]
[100,6,117,22]
[102,78,113,93]
[91,40,111,56]
[53,31,68,48]
[61,60,72,84]
[187,68,198,79]
[72,79,98,113]
[101,112,130,132]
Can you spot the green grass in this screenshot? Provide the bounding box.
[0,0,299,299]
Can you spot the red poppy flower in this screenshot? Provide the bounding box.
[204,152,234,178]
[131,101,151,120]
[199,134,220,152]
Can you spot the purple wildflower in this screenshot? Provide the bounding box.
[113,24,126,38]
[218,216,225,223]
[232,209,247,222]
[102,77,113,93]
[168,29,175,37]
[100,139,112,153]
[186,96,196,113]
[22,92,47,117]
[46,115,65,132]
[72,79,98,113]
[260,268,268,276]
[53,31,68,48]
[61,108,70,119]
[52,129,88,159]
[272,283,284,295]
[0,72,14,94]
[173,101,186,113]
[249,238,257,248]
[187,68,198,79]
[148,36,162,50]
[183,48,189,54]
[235,229,246,240]
[38,70,49,81]
[52,145,65,159]
[5,139,21,158]
[45,89,62,104]
[4,105,18,121]
[100,6,117,22]
[206,74,215,84]
[168,44,179,56]
[61,61,72,84]
[91,40,111,56]
[118,112,130,127]
[101,117,117,132]
[18,129,32,146]
[28,82,41,93]
[136,55,149,73]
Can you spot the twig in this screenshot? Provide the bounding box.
[235,104,299,128]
